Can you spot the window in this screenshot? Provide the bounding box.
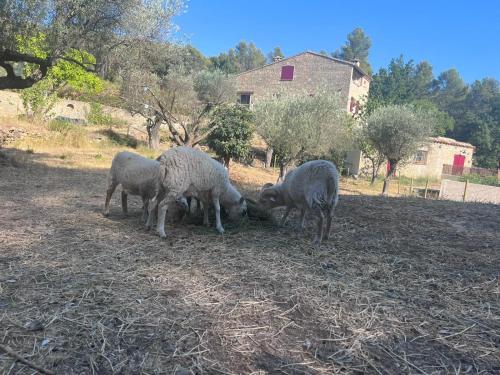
[239,93,251,105]
[281,65,294,80]
[413,150,428,165]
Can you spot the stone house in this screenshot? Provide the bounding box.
[398,137,475,179]
[234,51,371,113]
[233,51,371,168]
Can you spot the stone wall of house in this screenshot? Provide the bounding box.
[234,53,368,111]
[0,90,144,127]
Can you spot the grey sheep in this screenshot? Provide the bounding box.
[152,146,247,238]
[104,151,187,223]
[259,160,339,247]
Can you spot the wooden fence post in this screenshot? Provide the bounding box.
[397,172,401,195]
[409,178,413,196]
[424,179,429,199]
[463,179,469,202]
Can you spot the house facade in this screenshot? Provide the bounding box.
[397,137,475,179]
[233,51,371,113]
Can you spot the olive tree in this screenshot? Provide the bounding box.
[206,104,254,172]
[122,69,235,148]
[364,104,435,195]
[254,91,353,182]
[0,0,183,89]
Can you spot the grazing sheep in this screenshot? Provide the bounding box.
[152,146,247,238]
[259,160,339,247]
[104,151,187,223]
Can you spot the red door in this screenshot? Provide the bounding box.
[452,154,465,175]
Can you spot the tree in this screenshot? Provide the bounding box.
[206,104,254,172]
[448,79,500,168]
[267,47,284,63]
[122,69,235,149]
[332,28,372,75]
[210,41,266,74]
[364,105,435,195]
[254,91,353,181]
[0,0,184,89]
[431,69,468,117]
[15,33,103,119]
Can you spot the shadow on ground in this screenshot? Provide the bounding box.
[0,149,499,374]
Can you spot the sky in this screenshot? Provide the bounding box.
[174,0,500,82]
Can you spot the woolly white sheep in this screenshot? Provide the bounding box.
[259,160,339,247]
[104,151,187,223]
[152,146,247,238]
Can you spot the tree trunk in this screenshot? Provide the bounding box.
[223,156,231,173]
[147,117,161,150]
[265,147,273,168]
[382,160,398,196]
[277,162,288,183]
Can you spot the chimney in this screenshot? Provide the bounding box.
[273,56,283,63]
[352,58,360,67]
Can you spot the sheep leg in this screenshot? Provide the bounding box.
[212,196,224,234]
[156,192,179,239]
[103,180,118,217]
[280,207,292,227]
[324,207,334,241]
[313,209,325,248]
[121,191,128,217]
[297,209,306,235]
[203,202,210,227]
[145,196,158,230]
[142,198,149,224]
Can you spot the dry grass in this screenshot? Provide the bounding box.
[1,122,499,374]
[1,153,499,374]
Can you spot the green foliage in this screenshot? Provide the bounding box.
[210,41,266,74]
[20,78,58,119]
[254,91,353,167]
[206,104,254,165]
[332,28,372,75]
[267,47,284,63]
[364,105,435,165]
[48,119,74,134]
[87,103,120,126]
[457,174,499,187]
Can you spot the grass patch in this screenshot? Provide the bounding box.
[101,129,138,148]
[48,119,74,134]
[458,174,499,187]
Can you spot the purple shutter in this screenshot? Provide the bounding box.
[281,66,294,80]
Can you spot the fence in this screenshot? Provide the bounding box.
[440,179,500,204]
[442,164,499,177]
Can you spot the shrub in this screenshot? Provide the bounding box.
[87,103,119,127]
[48,119,74,133]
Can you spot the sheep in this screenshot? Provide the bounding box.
[103,151,187,223]
[259,160,339,247]
[151,146,247,238]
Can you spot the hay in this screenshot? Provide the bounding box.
[0,158,499,374]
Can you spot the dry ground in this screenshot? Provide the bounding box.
[1,123,499,374]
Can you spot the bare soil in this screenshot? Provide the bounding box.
[1,151,499,374]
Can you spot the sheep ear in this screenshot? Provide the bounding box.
[239,197,245,204]
[262,183,274,189]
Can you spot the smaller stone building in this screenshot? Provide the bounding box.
[399,137,474,179]
[353,137,475,179]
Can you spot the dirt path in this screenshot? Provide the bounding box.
[1,159,499,374]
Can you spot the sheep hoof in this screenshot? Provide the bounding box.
[159,232,167,239]
[103,211,110,217]
[216,226,225,234]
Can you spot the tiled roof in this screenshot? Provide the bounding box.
[234,51,371,80]
[431,137,475,149]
